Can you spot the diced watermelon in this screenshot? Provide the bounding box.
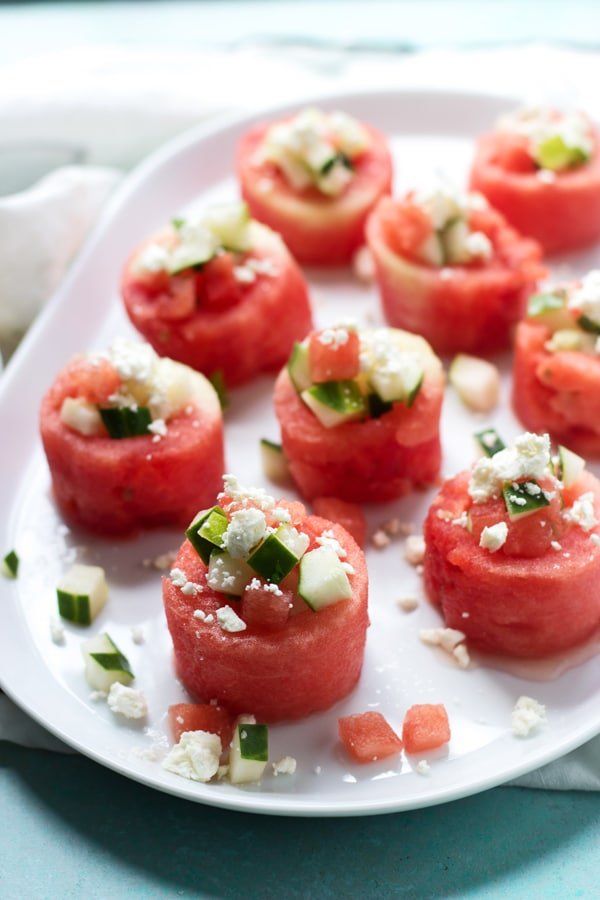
[240,582,293,631]
[312,497,366,547]
[122,231,313,388]
[237,121,393,265]
[168,702,235,748]
[424,469,600,657]
[470,126,600,254]
[378,197,433,262]
[308,329,360,383]
[513,320,600,457]
[61,357,121,406]
[366,195,544,355]
[492,133,537,174]
[402,704,450,754]
[338,711,403,763]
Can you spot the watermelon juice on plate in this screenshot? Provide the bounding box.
[163,475,369,721]
[121,202,312,387]
[237,107,393,265]
[424,431,600,657]
[366,183,544,355]
[513,271,600,457]
[40,337,225,534]
[470,107,600,254]
[273,325,444,502]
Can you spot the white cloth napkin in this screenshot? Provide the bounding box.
[1,42,599,790]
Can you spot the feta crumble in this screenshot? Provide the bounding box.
[479,521,508,552]
[316,529,347,558]
[563,492,598,532]
[398,597,419,613]
[220,474,275,511]
[469,432,552,502]
[511,696,547,737]
[272,756,297,776]
[222,508,267,559]
[416,760,430,775]
[49,616,65,645]
[419,627,470,669]
[131,626,145,645]
[216,605,247,633]
[404,535,426,566]
[162,730,222,782]
[107,683,148,720]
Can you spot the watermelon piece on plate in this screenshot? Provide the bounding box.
[402,704,450,754]
[168,702,235,747]
[338,711,403,763]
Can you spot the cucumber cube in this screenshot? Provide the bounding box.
[367,392,393,419]
[536,135,588,171]
[168,229,217,274]
[474,428,505,457]
[202,202,252,253]
[449,354,500,413]
[2,550,19,579]
[229,719,269,784]
[301,380,367,429]
[557,445,586,488]
[502,481,550,521]
[57,564,108,626]
[418,232,445,267]
[527,292,573,332]
[208,370,229,411]
[207,550,254,596]
[186,506,228,564]
[298,545,352,611]
[248,525,309,584]
[578,314,600,335]
[82,632,134,692]
[99,406,152,439]
[287,341,311,393]
[260,439,290,485]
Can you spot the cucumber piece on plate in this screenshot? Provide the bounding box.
[208,370,229,411]
[502,481,550,521]
[298,545,352,611]
[287,341,311,393]
[301,380,367,428]
[207,550,254,596]
[556,445,586,487]
[474,428,505,457]
[449,354,500,413]
[2,550,19,579]
[260,439,290,485]
[527,292,572,332]
[248,525,309,584]
[99,406,152,439]
[57,564,109,626]
[229,720,269,784]
[202,202,252,253]
[186,506,228,564]
[82,632,134,692]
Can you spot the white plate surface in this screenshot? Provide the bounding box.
[1,89,600,817]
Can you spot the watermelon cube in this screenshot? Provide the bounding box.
[240,582,293,631]
[309,329,360,383]
[338,711,403,763]
[168,702,235,748]
[402,704,450,754]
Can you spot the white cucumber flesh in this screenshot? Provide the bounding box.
[298,546,352,611]
[82,632,134,692]
[57,564,108,626]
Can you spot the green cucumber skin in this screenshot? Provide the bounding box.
[90,651,133,678]
[502,481,550,520]
[247,534,298,584]
[578,314,600,335]
[208,371,229,411]
[2,550,19,578]
[260,438,283,453]
[186,506,228,564]
[99,406,152,439]
[57,590,91,626]
[475,428,505,457]
[367,393,393,419]
[527,292,565,318]
[238,724,269,762]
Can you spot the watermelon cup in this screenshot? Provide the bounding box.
[121,202,313,388]
[513,274,600,457]
[366,186,544,356]
[469,108,600,255]
[424,431,600,658]
[40,338,224,535]
[236,107,393,265]
[162,477,369,722]
[274,326,444,503]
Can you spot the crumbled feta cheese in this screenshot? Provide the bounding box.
[512,696,547,737]
[272,507,291,523]
[131,626,144,645]
[537,168,556,183]
[233,265,257,284]
[169,568,187,588]
[107,683,148,720]
[420,627,470,668]
[469,432,552,502]
[563,492,598,531]
[404,535,426,566]
[464,231,492,259]
[551,540,562,551]
[317,327,349,348]
[416,760,430,775]
[133,242,170,273]
[498,108,594,168]
[452,644,471,669]
[181,580,203,596]
[143,550,177,571]
[272,756,297,776]
[479,521,508,552]
[398,597,419,612]
[590,534,600,546]
[222,508,267,559]
[49,616,65,645]
[452,512,469,528]
[148,418,167,437]
[216,605,247,633]
[371,529,391,549]
[220,474,275,511]
[89,690,107,702]
[162,730,222,782]
[341,562,355,575]
[316,529,347,558]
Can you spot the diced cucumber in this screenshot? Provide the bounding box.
[2,550,19,579]
[418,232,445,267]
[502,481,550,521]
[248,525,309,584]
[578,314,600,335]
[60,397,104,436]
[260,439,290,485]
[287,341,311,393]
[536,135,588,171]
[474,428,505,457]
[207,550,254,596]
[557,445,586,488]
[57,564,108,626]
[449,354,500,413]
[186,506,228,564]
[444,219,471,264]
[229,719,269,784]
[301,380,367,428]
[99,406,152,439]
[527,292,572,332]
[202,202,252,253]
[545,329,586,353]
[82,632,134,692]
[208,370,229,411]
[298,545,352,611]
[168,229,217,275]
[369,356,424,406]
[367,392,393,419]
